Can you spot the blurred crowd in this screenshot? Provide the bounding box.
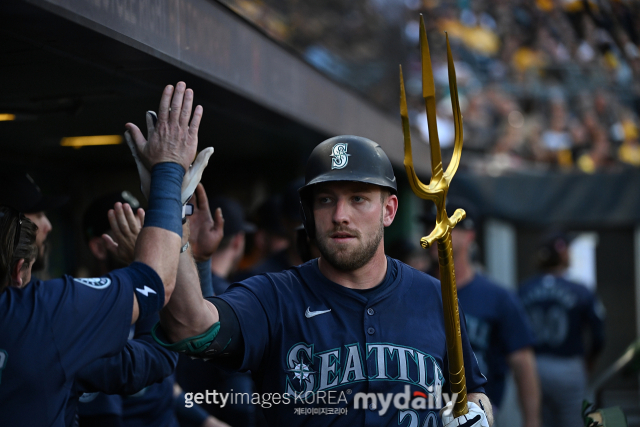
[221,0,640,174]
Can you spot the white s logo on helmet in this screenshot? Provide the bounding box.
[330,143,350,170]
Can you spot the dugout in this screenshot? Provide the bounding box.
[0,0,427,278]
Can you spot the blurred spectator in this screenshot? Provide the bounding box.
[519,230,605,427]
[218,0,640,175]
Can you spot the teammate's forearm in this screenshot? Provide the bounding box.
[135,227,181,301]
[509,348,541,427]
[468,393,493,426]
[159,247,218,343]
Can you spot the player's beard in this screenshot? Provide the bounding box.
[315,211,384,272]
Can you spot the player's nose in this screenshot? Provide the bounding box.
[332,197,350,225]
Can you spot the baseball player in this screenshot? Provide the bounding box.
[519,231,605,427]
[0,165,67,275]
[0,82,205,426]
[153,136,493,426]
[72,192,179,427]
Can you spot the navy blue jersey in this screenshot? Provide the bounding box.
[76,315,179,427]
[457,274,535,407]
[519,274,605,358]
[0,269,137,427]
[211,273,230,296]
[216,257,486,427]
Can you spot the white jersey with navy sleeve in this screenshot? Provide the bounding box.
[216,257,486,427]
[0,268,138,426]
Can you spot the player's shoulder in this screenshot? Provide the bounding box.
[231,263,307,295]
[390,258,441,292]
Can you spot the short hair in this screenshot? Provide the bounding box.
[0,207,38,292]
[380,189,391,203]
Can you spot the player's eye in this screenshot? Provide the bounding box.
[353,196,365,203]
[318,196,332,204]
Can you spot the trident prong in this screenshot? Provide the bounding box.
[401,16,466,250]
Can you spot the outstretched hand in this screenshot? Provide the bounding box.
[125,82,202,173]
[103,202,145,265]
[188,184,224,262]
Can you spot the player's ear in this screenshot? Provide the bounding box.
[231,232,245,252]
[383,193,398,227]
[88,236,108,260]
[10,258,25,288]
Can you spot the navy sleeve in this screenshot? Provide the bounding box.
[585,292,606,358]
[196,260,214,298]
[75,337,178,395]
[42,268,137,378]
[216,275,276,372]
[75,314,178,395]
[77,393,123,419]
[500,290,536,354]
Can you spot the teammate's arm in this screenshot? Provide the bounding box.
[508,347,540,427]
[125,82,203,324]
[159,184,223,342]
[160,239,220,342]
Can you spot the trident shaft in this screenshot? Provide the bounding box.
[400,15,468,418]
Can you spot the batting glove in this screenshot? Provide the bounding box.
[125,111,214,213]
[440,401,490,427]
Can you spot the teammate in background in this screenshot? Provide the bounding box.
[75,191,179,427]
[207,196,255,296]
[75,191,228,427]
[0,166,67,275]
[423,199,540,427]
[0,81,204,426]
[154,136,493,427]
[177,192,258,426]
[519,231,605,427]
[233,178,304,281]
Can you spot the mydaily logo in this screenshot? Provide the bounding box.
[353,385,458,416]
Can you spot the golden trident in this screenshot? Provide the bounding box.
[400,15,468,418]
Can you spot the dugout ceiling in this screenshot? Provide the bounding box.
[0,0,429,184]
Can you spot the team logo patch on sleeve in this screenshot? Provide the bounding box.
[73,277,112,289]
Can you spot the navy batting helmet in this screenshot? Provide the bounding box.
[298,135,397,238]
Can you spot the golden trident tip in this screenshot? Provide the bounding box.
[400,14,469,419]
[400,15,466,250]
